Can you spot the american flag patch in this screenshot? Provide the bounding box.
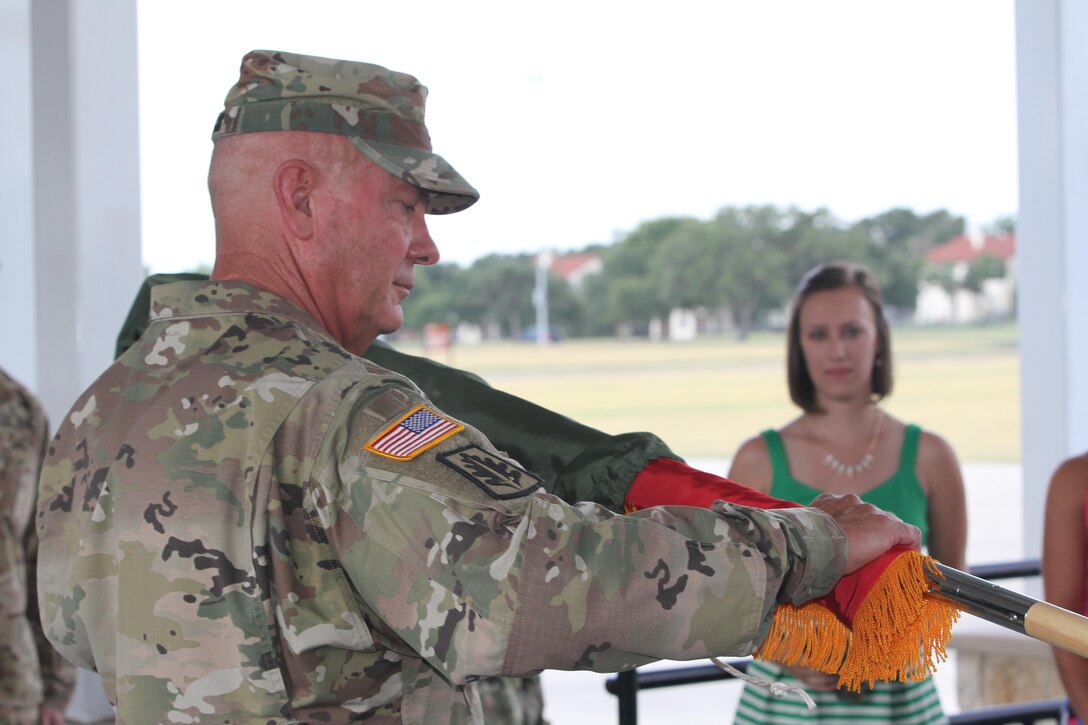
[364,404,463,461]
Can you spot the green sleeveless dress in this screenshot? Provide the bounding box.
[734,424,949,725]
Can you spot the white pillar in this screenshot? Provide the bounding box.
[30,0,145,424]
[3,0,142,720]
[1015,0,1088,559]
[0,0,39,391]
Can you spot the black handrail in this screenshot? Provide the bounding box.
[968,558,1041,580]
[604,559,1066,725]
[949,698,1066,724]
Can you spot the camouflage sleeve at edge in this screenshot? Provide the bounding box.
[23,399,76,711]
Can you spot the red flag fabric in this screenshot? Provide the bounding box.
[624,457,958,691]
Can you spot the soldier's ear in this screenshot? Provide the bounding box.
[273,160,315,240]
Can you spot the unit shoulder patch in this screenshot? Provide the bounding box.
[364,404,464,461]
[437,445,543,500]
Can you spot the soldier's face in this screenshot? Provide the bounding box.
[316,158,439,354]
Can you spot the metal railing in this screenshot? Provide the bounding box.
[949,698,1066,724]
[605,559,1069,724]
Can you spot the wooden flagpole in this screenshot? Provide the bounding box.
[928,562,1088,659]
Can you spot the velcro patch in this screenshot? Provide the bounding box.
[364,404,464,461]
[437,445,543,500]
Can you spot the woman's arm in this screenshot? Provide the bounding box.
[917,431,968,571]
[1043,453,1088,721]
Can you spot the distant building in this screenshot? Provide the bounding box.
[915,232,1017,324]
[546,253,603,291]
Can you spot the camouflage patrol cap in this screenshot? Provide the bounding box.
[212,50,479,214]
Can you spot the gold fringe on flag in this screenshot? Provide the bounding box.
[753,597,851,675]
[754,550,960,692]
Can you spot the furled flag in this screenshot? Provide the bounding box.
[625,458,958,692]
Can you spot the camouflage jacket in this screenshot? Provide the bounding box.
[38,281,847,724]
[0,368,75,717]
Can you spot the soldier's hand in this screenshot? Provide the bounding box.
[808,492,921,574]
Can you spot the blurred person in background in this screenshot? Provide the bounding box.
[1043,450,1088,724]
[0,367,74,725]
[728,260,967,724]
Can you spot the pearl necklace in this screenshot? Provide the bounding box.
[821,410,884,479]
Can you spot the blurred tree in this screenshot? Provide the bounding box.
[964,254,1007,292]
[403,205,976,339]
[850,207,964,311]
[711,206,793,339]
[597,217,692,334]
[857,207,965,255]
[457,254,537,337]
[409,258,584,338]
[983,215,1017,235]
[922,263,959,295]
[779,207,869,287]
[403,262,468,331]
[651,218,721,310]
[540,272,583,338]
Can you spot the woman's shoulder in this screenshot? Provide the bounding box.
[1049,452,1088,498]
[728,433,777,493]
[1044,454,1088,553]
[912,424,960,469]
[732,433,770,460]
[893,419,964,497]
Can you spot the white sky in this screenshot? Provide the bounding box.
[137,0,1018,272]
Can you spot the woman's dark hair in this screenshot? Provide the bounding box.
[786,261,893,412]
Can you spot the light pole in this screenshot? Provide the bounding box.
[534,250,552,346]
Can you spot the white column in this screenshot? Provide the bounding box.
[0,0,39,391]
[1015,0,1088,559]
[5,0,142,721]
[31,0,144,425]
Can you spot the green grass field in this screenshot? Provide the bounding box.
[395,322,1020,463]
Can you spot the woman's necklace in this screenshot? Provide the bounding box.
[821,409,884,479]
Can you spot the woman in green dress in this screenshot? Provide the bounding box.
[729,261,967,724]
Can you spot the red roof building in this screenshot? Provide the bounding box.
[925,233,1016,264]
[915,232,1017,325]
[538,252,603,290]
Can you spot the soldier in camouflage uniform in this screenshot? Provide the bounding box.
[37,50,919,724]
[0,368,74,724]
[114,273,671,725]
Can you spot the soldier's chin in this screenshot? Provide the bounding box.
[378,309,405,337]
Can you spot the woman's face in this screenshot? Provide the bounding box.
[797,285,880,405]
